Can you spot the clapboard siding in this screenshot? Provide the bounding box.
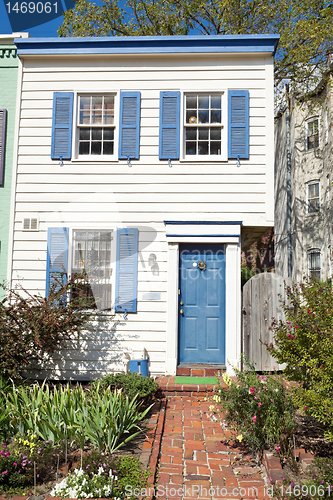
[11,48,275,378]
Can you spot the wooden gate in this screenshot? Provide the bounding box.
[242,273,290,371]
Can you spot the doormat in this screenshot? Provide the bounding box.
[174,376,217,385]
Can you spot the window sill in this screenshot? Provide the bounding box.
[180,156,228,162]
[72,156,118,163]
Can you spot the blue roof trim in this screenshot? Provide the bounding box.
[164,221,243,225]
[15,35,280,56]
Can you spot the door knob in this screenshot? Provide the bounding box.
[179,309,184,315]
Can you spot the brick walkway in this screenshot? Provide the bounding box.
[154,396,271,500]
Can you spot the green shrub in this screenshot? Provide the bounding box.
[213,360,295,453]
[0,276,102,379]
[91,371,158,404]
[267,278,333,438]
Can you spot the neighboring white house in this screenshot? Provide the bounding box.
[8,34,279,380]
[275,75,333,283]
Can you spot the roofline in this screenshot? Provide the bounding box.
[15,34,280,57]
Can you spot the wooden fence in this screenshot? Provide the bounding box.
[242,273,290,371]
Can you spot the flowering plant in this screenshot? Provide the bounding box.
[50,467,118,499]
[267,278,333,439]
[214,357,295,453]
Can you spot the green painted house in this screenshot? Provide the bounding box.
[0,33,29,293]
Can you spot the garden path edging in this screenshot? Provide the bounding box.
[261,448,315,484]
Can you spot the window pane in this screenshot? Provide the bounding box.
[198,110,209,124]
[103,142,114,155]
[80,109,90,125]
[211,110,221,123]
[91,141,102,155]
[92,96,103,109]
[198,95,209,109]
[210,141,221,155]
[79,128,90,140]
[186,110,197,124]
[79,142,90,155]
[186,96,197,109]
[211,95,221,109]
[186,128,196,140]
[198,128,209,140]
[186,141,196,155]
[198,141,208,155]
[92,128,102,140]
[210,128,221,140]
[104,96,114,125]
[92,109,102,124]
[104,128,114,141]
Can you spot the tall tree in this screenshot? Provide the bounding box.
[59,0,333,102]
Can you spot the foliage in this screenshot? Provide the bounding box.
[82,452,150,500]
[273,457,333,500]
[267,278,333,439]
[0,435,69,489]
[58,0,333,105]
[91,371,158,404]
[241,264,256,288]
[213,360,296,453]
[0,276,100,379]
[3,380,151,453]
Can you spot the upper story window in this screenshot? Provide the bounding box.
[307,180,320,214]
[306,117,319,150]
[184,93,226,159]
[308,248,321,280]
[78,95,115,157]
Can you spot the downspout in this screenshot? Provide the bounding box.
[286,83,292,278]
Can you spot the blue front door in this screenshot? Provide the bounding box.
[178,244,226,364]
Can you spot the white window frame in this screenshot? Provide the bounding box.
[73,91,119,161]
[308,248,321,280]
[181,91,227,161]
[306,116,319,151]
[306,180,320,215]
[68,227,116,312]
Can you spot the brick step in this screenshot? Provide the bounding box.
[176,364,226,377]
[155,375,227,399]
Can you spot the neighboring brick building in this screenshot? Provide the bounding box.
[275,74,333,282]
[0,33,29,294]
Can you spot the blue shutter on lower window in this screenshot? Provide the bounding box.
[51,92,74,160]
[46,227,69,298]
[159,91,180,160]
[228,90,249,159]
[118,92,141,160]
[115,228,138,313]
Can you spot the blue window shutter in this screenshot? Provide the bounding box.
[228,90,249,159]
[115,228,138,312]
[46,227,69,298]
[118,92,141,160]
[159,91,180,160]
[51,92,73,160]
[0,109,7,186]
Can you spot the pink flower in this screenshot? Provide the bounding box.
[252,415,257,423]
[275,444,281,452]
[287,334,294,339]
[258,402,262,407]
[2,471,8,475]
[295,326,298,329]
[249,386,255,395]
[13,462,17,467]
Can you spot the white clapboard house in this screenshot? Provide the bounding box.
[8,35,279,379]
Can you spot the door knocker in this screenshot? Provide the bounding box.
[198,261,207,272]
